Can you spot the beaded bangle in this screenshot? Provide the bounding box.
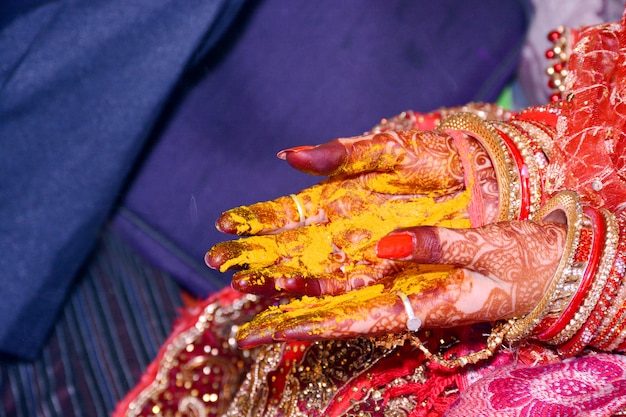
[508,119,551,195]
[592,252,626,350]
[505,191,584,343]
[608,298,626,351]
[491,122,543,219]
[560,213,623,356]
[592,217,626,350]
[490,124,529,219]
[438,113,518,222]
[509,119,554,163]
[595,287,626,351]
[533,215,597,342]
[547,208,617,346]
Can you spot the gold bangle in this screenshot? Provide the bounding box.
[505,190,584,343]
[491,121,543,218]
[438,113,518,222]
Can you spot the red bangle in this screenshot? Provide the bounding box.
[535,206,604,341]
[492,127,531,219]
[513,105,560,127]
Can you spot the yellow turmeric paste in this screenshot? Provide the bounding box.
[220,188,471,276]
[232,186,472,341]
[236,266,454,339]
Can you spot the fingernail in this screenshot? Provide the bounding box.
[277,145,316,160]
[236,323,273,348]
[204,249,222,269]
[376,232,415,259]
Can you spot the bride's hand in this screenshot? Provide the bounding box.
[206,130,497,296]
[235,220,566,348]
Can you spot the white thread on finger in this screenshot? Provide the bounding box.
[397,292,422,332]
[289,194,306,227]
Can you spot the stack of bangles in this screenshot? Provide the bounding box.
[401,112,626,368]
[505,192,622,358]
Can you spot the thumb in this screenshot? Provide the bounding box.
[376,221,566,282]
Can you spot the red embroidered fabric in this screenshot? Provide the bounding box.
[553,16,626,211]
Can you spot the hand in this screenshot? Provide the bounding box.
[235,220,567,348]
[206,130,498,296]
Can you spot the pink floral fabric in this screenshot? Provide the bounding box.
[445,354,626,416]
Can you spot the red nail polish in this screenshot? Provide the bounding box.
[276,145,316,160]
[376,232,414,259]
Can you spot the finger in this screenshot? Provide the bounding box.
[215,177,373,236]
[215,185,328,235]
[205,235,283,272]
[236,268,454,348]
[236,284,401,348]
[377,222,565,275]
[212,193,472,281]
[278,131,462,189]
[218,131,466,236]
[237,261,541,348]
[231,267,334,297]
[232,263,391,297]
[207,225,338,273]
[376,221,567,314]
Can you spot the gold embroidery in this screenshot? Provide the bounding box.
[123,294,264,417]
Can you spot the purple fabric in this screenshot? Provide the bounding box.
[114,0,531,297]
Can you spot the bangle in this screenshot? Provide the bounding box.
[505,191,583,343]
[447,129,486,227]
[514,104,561,128]
[560,212,623,355]
[507,119,552,199]
[592,256,626,350]
[548,208,617,346]
[438,113,518,221]
[491,122,543,219]
[508,119,553,167]
[534,207,603,342]
[595,283,626,350]
[591,217,626,350]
